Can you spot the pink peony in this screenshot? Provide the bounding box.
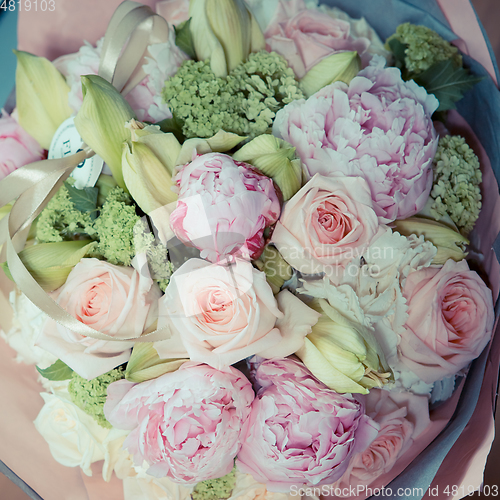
[104,363,255,484]
[154,258,320,369]
[170,153,281,263]
[271,174,380,275]
[0,111,44,180]
[273,56,439,223]
[54,29,186,122]
[399,259,494,384]
[156,0,190,26]
[36,258,162,379]
[236,358,379,492]
[332,389,430,494]
[265,9,371,78]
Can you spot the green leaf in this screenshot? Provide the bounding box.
[65,182,99,220]
[1,262,13,282]
[174,18,197,60]
[156,114,186,143]
[414,59,484,112]
[387,38,407,71]
[36,359,73,381]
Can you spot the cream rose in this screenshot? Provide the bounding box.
[154,258,320,369]
[34,389,130,478]
[399,259,495,383]
[36,257,162,380]
[271,174,380,277]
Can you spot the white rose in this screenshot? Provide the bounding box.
[123,463,193,500]
[34,389,130,478]
[1,289,56,368]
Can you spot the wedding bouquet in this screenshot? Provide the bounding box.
[1,0,499,499]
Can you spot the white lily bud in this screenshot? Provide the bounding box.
[14,50,73,149]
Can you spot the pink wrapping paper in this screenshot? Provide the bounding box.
[4,0,500,498]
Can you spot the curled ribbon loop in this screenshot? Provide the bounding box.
[0,1,173,343]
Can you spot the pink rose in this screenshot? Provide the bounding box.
[236,358,379,492]
[271,174,380,275]
[399,259,494,383]
[154,258,320,369]
[156,0,190,25]
[36,258,162,379]
[265,9,371,78]
[273,56,439,222]
[0,111,44,180]
[104,363,255,483]
[332,389,430,495]
[170,153,281,263]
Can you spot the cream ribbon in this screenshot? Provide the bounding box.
[0,1,173,343]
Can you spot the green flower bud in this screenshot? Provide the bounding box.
[14,50,73,149]
[2,240,96,291]
[232,135,302,200]
[393,216,468,264]
[189,0,265,77]
[300,51,361,98]
[125,342,187,383]
[74,75,135,189]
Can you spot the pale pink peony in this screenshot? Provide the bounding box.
[104,363,255,484]
[170,153,281,263]
[36,258,162,379]
[156,0,190,26]
[265,9,371,78]
[54,29,187,122]
[271,174,380,275]
[154,258,320,369]
[332,389,430,494]
[0,111,44,179]
[399,259,494,384]
[236,358,379,492]
[273,56,439,223]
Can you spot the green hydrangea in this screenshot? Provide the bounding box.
[133,220,174,291]
[68,367,125,428]
[430,135,482,234]
[192,467,236,500]
[93,187,141,266]
[36,183,97,243]
[387,23,462,75]
[163,51,304,139]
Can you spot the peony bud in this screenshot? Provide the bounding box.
[301,51,361,98]
[295,298,392,394]
[232,135,302,200]
[392,216,468,264]
[74,76,135,189]
[253,245,292,294]
[122,138,178,216]
[189,0,265,77]
[14,50,73,149]
[125,342,187,383]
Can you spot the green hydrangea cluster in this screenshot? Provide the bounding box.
[93,187,141,266]
[36,184,97,243]
[68,367,125,428]
[163,50,304,139]
[387,23,462,74]
[133,221,174,291]
[192,467,236,500]
[430,135,482,234]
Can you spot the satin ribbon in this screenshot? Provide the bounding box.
[0,1,173,343]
